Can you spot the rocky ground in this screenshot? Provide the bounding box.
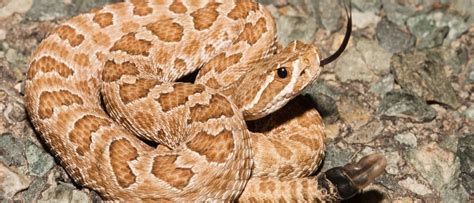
[0,0,473,202]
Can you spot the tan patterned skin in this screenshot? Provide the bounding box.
[25,0,386,201]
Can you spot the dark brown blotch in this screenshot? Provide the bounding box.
[69,115,111,156]
[38,90,83,119]
[201,53,242,74]
[157,83,205,112]
[227,0,259,20]
[189,94,234,123]
[173,58,186,72]
[110,33,152,56]
[102,60,139,82]
[187,130,235,163]
[235,17,267,45]
[119,79,160,104]
[191,2,221,31]
[109,139,138,188]
[28,56,74,80]
[93,12,114,28]
[130,0,153,16]
[53,25,85,47]
[169,0,187,14]
[151,155,194,189]
[146,19,184,42]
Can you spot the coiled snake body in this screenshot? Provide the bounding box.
[25,0,386,201]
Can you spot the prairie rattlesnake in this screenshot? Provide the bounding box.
[25,0,386,201]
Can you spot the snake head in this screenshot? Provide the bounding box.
[228,4,351,121]
[229,41,321,120]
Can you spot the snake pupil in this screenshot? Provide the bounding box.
[277,67,288,78]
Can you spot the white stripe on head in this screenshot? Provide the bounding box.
[316,52,321,66]
[243,72,275,111]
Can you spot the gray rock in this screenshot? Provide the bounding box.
[408,142,468,202]
[376,18,416,53]
[39,182,90,202]
[334,48,375,82]
[74,0,122,14]
[418,26,449,49]
[0,162,30,199]
[407,12,468,43]
[377,91,437,123]
[381,0,417,27]
[385,151,402,175]
[7,102,27,123]
[20,177,47,201]
[440,135,459,153]
[398,177,432,196]
[5,49,18,64]
[378,174,405,194]
[334,39,392,82]
[357,146,377,158]
[26,0,119,21]
[466,62,474,84]
[451,0,474,17]
[338,95,372,129]
[0,134,26,166]
[352,10,381,29]
[433,45,469,74]
[0,58,19,84]
[321,144,353,171]
[71,189,91,202]
[457,135,474,195]
[305,94,339,123]
[345,120,384,144]
[394,132,417,147]
[460,173,474,197]
[25,141,55,177]
[40,183,75,202]
[276,16,318,46]
[435,12,469,40]
[352,0,381,12]
[370,74,394,96]
[440,185,470,203]
[406,13,438,39]
[334,49,375,82]
[391,52,461,109]
[465,106,474,121]
[317,0,341,32]
[257,0,275,5]
[288,0,318,16]
[304,82,340,123]
[0,41,8,50]
[26,0,72,21]
[357,39,393,75]
[0,0,33,19]
[304,81,341,100]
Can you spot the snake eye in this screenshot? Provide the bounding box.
[277,67,288,78]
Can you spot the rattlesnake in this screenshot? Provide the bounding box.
[25,0,386,201]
